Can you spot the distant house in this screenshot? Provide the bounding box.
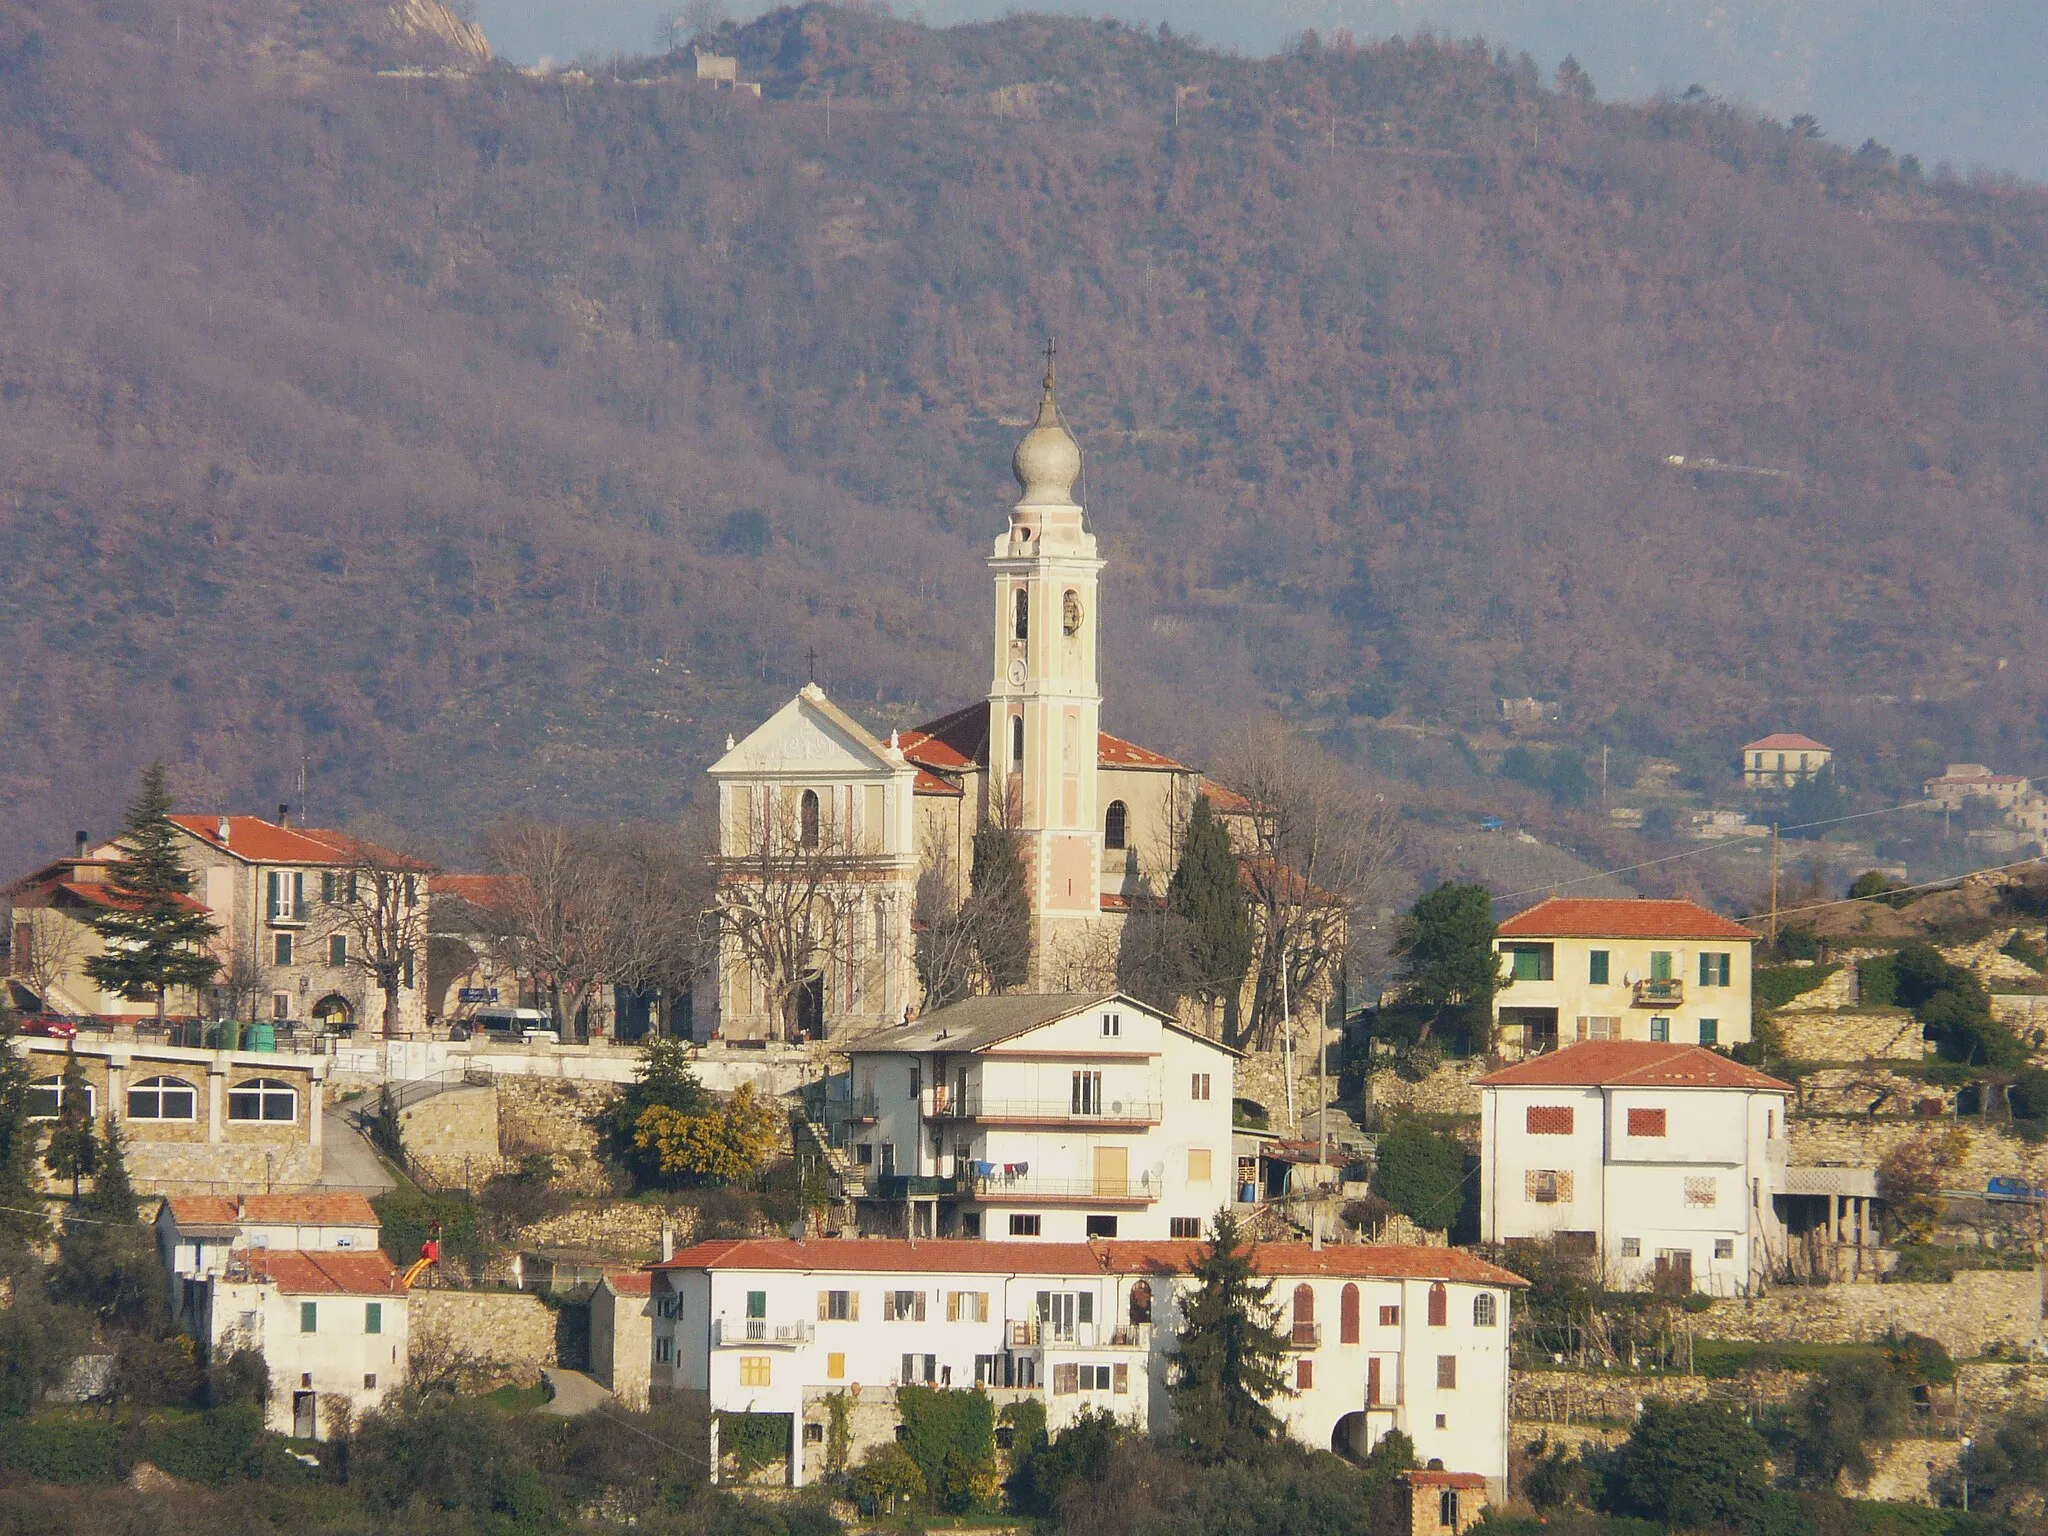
[1923,764,2033,812]
[6,837,213,1020]
[1741,733,1831,788]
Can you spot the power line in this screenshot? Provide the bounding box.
[1734,852,2048,925]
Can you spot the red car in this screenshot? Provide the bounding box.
[18,1016,79,1040]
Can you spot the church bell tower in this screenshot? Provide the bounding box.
[987,343,1104,981]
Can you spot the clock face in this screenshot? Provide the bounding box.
[1007,660,1027,686]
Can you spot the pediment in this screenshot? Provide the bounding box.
[712,689,897,778]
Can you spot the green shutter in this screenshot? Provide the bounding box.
[1590,951,1609,985]
[300,1302,318,1333]
[1651,951,1673,982]
[365,1302,382,1335]
[266,871,281,920]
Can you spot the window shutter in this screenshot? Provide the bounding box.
[883,1293,896,1321]
[1699,953,1711,986]
[978,1293,989,1322]
[947,1292,960,1322]
[266,872,280,920]
[848,1292,859,1321]
[293,872,305,914]
[818,1291,829,1320]
[915,1292,927,1321]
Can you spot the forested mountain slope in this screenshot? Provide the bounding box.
[3,0,2048,869]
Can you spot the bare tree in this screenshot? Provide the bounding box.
[207,928,273,1025]
[913,831,977,1011]
[313,833,437,1038]
[1214,722,1405,1052]
[600,816,718,1037]
[716,788,867,1041]
[7,904,82,1012]
[480,820,622,1041]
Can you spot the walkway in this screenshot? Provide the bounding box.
[313,1104,397,1194]
[541,1368,615,1417]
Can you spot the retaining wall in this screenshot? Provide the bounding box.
[1696,1269,2043,1358]
[1775,1010,1926,1063]
[410,1289,559,1386]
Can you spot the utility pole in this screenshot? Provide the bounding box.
[1768,823,1781,947]
[1601,745,1609,815]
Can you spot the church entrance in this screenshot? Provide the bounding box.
[795,971,825,1041]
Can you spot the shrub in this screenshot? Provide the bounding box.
[1610,1400,1772,1528]
[0,1417,125,1485]
[1371,1119,1467,1232]
[1860,954,1900,1008]
[2002,932,2048,972]
[896,1386,998,1512]
[351,1391,550,1520]
[148,1403,269,1484]
[850,1441,924,1515]
[1756,963,1840,1009]
[718,1411,790,1479]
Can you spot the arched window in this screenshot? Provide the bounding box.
[1011,715,1024,764]
[1013,588,1029,641]
[1340,1283,1360,1344]
[27,1076,93,1121]
[800,789,821,849]
[1104,800,1128,850]
[312,995,354,1033]
[1427,1281,1448,1327]
[1291,1283,1316,1346]
[1473,1292,1497,1328]
[127,1076,196,1121]
[1062,589,1082,636]
[228,1078,298,1124]
[1129,1280,1152,1326]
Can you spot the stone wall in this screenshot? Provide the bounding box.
[401,1085,506,1187]
[121,1142,321,1192]
[1789,1117,2040,1189]
[1794,1067,1950,1117]
[1510,1368,1812,1425]
[516,1200,698,1259]
[1776,1010,1927,1063]
[1366,1060,1488,1120]
[497,1077,620,1195]
[411,1289,559,1387]
[1848,1438,1958,1504]
[1235,1032,1342,1137]
[1696,1269,2043,1358]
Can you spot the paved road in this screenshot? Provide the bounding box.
[315,1105,396,1193]
[542,1368,615,1416]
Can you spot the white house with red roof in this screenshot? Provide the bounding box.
[1477,1041,1793,1295]
[1742,732,1832,787]
[1493,897,1759,1057]
[639,1235,1522,1492]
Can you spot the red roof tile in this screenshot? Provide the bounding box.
[50,880,208,914]
[233,1248,405,1295]
[167,815,362,866]
[165,1193,381,1228]
[912,768,963,797]
[430,873,524,911]
[296,829,433,870]
[1404,1470,1488,1489]
[1497,897,1758,942]
[898,704,986,773]
[1099,732,1186,771]
[1476,1041,1790,1091]
[1200,778,1252,813]
[654,1237,1524,1286]
[604,1270,654,1295]
[1744,733,1829,753]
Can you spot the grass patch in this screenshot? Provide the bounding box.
[1690,1340,1891,1378]
[1890,1245,2038,1282]
[1757,962,1842,1009]
[484,1383,551,1414]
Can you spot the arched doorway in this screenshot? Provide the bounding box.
[1330,1411,1374,1463]
[795,971,825,1040]
[312,995,354,1033]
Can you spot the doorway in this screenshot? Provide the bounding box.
[795,971,825,1040]
[292,1390,316,1439]
[1093,1146,1128,1199]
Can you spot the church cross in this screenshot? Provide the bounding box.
[805,645,819,683]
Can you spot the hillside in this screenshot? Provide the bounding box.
[5,0,2048,872]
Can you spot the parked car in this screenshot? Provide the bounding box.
[19,1015,78,1040]
[1987,1176,2043,1201]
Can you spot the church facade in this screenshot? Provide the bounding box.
[704,362,1213,1042]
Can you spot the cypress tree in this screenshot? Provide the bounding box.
[966,819,1030,992]
[1165,796,1252,1014]
[0,1011,47,1251]
[42,1051,99,1200]
[84,762,219,1023]
[1168,1209,1292,1462]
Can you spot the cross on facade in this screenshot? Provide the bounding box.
[805,645,818,683]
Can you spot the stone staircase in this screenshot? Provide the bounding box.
[793,1114,866,1201]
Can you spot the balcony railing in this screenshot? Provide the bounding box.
[927,1092,1161,1126]
[711,1317,812,1348]
[1285,1322,1323,1350]
[956,1175,1160,1205]
[820,1091,879,1125]
[1008,1321,1151,1350]
[1631,978,1684,1008]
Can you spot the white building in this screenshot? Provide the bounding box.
[634,1236,1522,1492]
[156,1193,408,1439]
[831,992,1237,1242]
[1476,1042,1793,1295]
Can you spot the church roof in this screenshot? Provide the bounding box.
[896,704,1188,789]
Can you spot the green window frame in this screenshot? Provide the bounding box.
[1506,944,1554,982]
[365,1302,382,1335]
[1649,951,1674,982]
[1649,1018,1670,1043]
[300,1302,318,1334]
[746,1290,767,1320]
[1698,952,1731,987]
[1589,951,1610,985]
[1699,1019,1719,1046]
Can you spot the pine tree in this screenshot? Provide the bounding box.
[0,1010,48,1252]
[83,762,219,1023]
[87,1117,136,1222]
[1166,796,1252,1019]
[966,819,1030,992]
[1168,1209,1292,1462]
[42,1052,99,1200]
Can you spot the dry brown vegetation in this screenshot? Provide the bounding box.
[5,0,2048,873]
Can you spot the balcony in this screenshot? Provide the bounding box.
[926,1090,1161,1128]
[1008,1321,1151,1350]
[1285,1322,1323,1351]
[711,1317,812,1348]
[820,1091,879,1127]
[1631,978,1684,1008]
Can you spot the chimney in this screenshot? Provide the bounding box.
[217,814,231,846]
[277,803,290,829]
[236,1193,246,1222]
[660,1221,675,1263]
[72,830,87,859]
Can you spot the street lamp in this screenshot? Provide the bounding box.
[1961,1436,1974,1513]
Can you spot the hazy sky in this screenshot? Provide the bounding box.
[473,0,2048,183]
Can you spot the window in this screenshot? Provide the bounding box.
[1525,1105,1573,1135]
[359,1301,382,1335]
[1053,1363,1079,1395]
[1295,1359,1314,1390]
[1699,1018,1719,1046]
[899,1354,936,1385]
[1379,1305,1400,1327]
[1291,1284,1316,1345]
[1715,1238,1735,1260]
[1113,1362,1128,1394]
[827,1352,845,1380]
[1684,1176,1718,1208]
[1010,1214,1040,1236]
[1577,1016,1617,1040]
[1191,1072,1211,1101]
[883,1290,927,1321]
[1071,1070,1102,1115]
[321,872,337,903]
[1104,801,1128,850]
[804,1421,824,1444]
[228,1079,298,1123]
[1589,950,1610,985]
[818,1290,856,1321]
[266,869,303,921]
[1436,1354,1457,1390]
[1473,1293,1496,1327]
[1699,952,1732,987]
[746,1290,767,1319]
[126,1076,195,1121]
[403,874,417,907]
[1627,1107,1668,1138]
[1649,1017,1670,1042]
[1011,715,1024,763]
[1170,1217,1201,1239]
[27,1077,94,1121]
[799,789,820,849]
[1129,1281,1153,1325]
[364,1374,378,1389]
[854,1143,874,1167]
[1086,1365,1111,1390]
[1650,950,1674,981]
[739,1357,771,1387]
[1085,1215,1118,1238]
[656,1335,673,1364]
[1340,1284,1360,1344]
[1767,1110,1776,1139]
[1505,943,1554,981]
[328,934,347,968]
[880,1143,896,1175]
[1062,589,1082,636]
[1188,1148,1212,1182]
[1100,1012,1121,1038]
[1620,1237,1641,1258]
[1013,587,1029,640]
[300,1302,318,1334]
[400,948,414,989]
[272,992,291,1021]
[1439,1490,1461,1528]
[1427,1283,1447,1327]
[274,932,294,966]
[1527,1170,1562,1204]
[945,1291,989,1322]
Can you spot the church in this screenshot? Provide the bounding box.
[703,357,1221,1043]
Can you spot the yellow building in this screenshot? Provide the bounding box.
[1741,733,1831,788]
[1492,898,1759,1057]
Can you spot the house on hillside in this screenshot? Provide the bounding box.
[639,1236,1522,1493]
[1492,897,1758,1057]
[829,992,1237,1242]
[6,835,213,1020]
[1742,733,1831,788]
[1923,764,2033,812]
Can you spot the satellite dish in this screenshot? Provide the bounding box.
[1150,1161,1166,1181]
[1111,1100,1124,1114]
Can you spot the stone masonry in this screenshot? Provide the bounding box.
[516,1200,699,1259]
[497,1077,620,1195]
[1790,1117,2045,1190]
[1366,1059,1488,1120]
[1696,1269,2043,1359]
[1775,1010,1927,1063]
[411,1289,560,1387]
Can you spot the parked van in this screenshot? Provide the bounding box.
[460,1006,557,1044]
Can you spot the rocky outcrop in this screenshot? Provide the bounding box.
[385,0,488,61]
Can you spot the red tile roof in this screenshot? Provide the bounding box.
[233,1248,405,1295]
[603,1270,654,1295]
[912,768,963,797]
[1200,778,1253,813]
[1497,897,1757,942]
[296,829,433,871]
[1476,1041,1791,1092]
[655,1237,1524,1286]
[164,1193,381,1228]
[1744,733,1829,753]
[167,815,362,866]
[898,705,1188,777]
[430,873,524,911]
[49,880,208,913]
[1404,1470,1488,1489]
[1099,732,1186,771]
